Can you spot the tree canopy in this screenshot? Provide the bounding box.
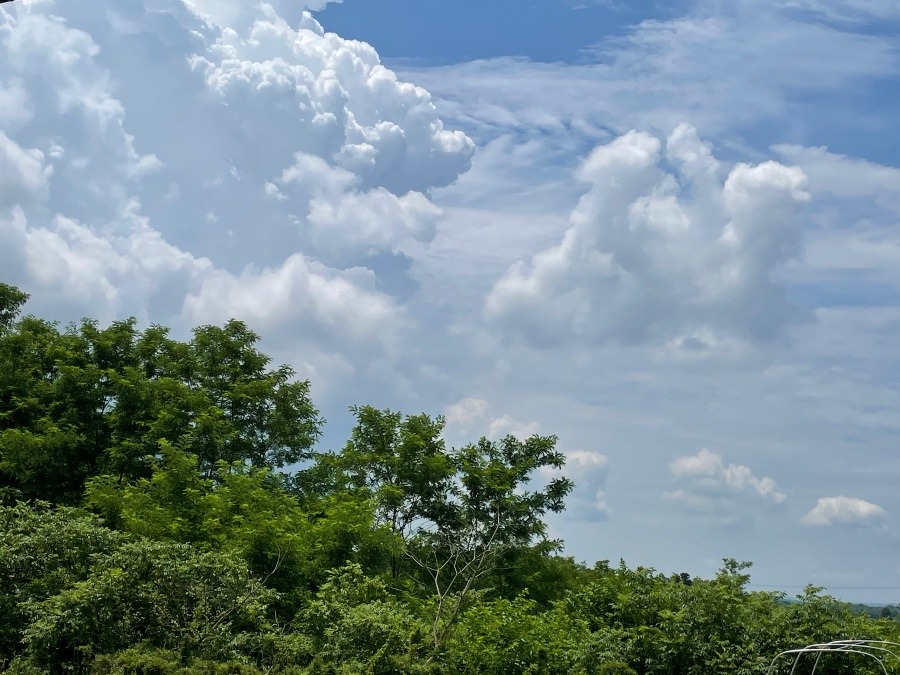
[0,282,895,674]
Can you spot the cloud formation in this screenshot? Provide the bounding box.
[486,125,811,349]
[665,448,786,517]
[0,0,472,382]
[442,397,542,442]
[565,451,612,522]
[802,496,887,527]
[191,7,473,192]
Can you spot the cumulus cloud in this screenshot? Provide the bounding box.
[802,496,887,527]
[182,254,405,354]
[0,4,161,186]
[670,449,786,502]
[189,7,473,258]
[486,125,810,349]
[0,203,212,322]
[0,0,428,375]
[565,451,612,521]
[442,397,542,443]
[444,397,491,427]
[665,448,786,519]
[0,133,47,208]
[488,414,541,440]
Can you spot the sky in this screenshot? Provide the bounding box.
[2,0,900,602]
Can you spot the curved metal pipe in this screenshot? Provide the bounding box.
[767,640,900,675]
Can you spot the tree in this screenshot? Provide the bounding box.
[407,433,574,654]
[317,406,455,578]
[86,444,391,609]
[21,540,275,671]
[299,563,431,673]
[0,283,28,333]
[180,321,323,475]
[443,595,586,674]
[0,296,323,503]
[0,503,127,665]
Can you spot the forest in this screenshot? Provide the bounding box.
[1,281,897,674]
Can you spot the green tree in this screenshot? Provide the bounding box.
[0,283,28,332]
[407,433,574,654]
[0,294,322,503]
[22,539,275,672]
[299,563,431,674]
[443,596,586,674]
[0,503,127,666]
[183,321,322,475]
[86,445,391,610]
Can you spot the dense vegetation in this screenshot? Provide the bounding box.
[1,282,897,674]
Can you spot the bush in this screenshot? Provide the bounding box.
[595,663,638,675]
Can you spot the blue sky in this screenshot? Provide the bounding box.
[316,0,668,64]
[2,0,900,602]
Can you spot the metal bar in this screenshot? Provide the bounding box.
[767,641,899,675]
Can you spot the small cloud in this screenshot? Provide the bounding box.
[443,399,541,443]
[569,451,611,521]
[488,414,540,440]
[444,397,490,427]
[664,449,785,525]
[127,152,163,178]
[205,211,219,224]
[264,181,286,201]
[802,496,887,527]
[669,448,786,504]
[568,450,610,470]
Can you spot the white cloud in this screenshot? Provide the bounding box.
[772,144,900,214]
[488,414,541,440]
[666,448,786,512]
[183,0,343,32]
[182,254,405,354]
[191,9,473,195]
[444,397,491,427]
[308,188,442,257]
[802,496,887,527]
[1,5,160,182]
[442,397,542,443]
[0,0,461,386]
[0,202,212,321]
[669,448,785,504]
[0,132,47,208]
[486,125,810,348]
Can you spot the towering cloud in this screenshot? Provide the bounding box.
[486,125,810,349]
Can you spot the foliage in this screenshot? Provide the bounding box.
[1,283,897,674]
[298,564,431,674]
[443,596,586,674]
[21,539,275,671]
[0,300,322,504]
[0,504,128,665]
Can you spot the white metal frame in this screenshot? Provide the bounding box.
[766,640,900,675]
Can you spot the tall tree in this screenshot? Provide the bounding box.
[183,321,322,475]
[0,283,28,333]
[0,284,322,503]
[408,433,574,653]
